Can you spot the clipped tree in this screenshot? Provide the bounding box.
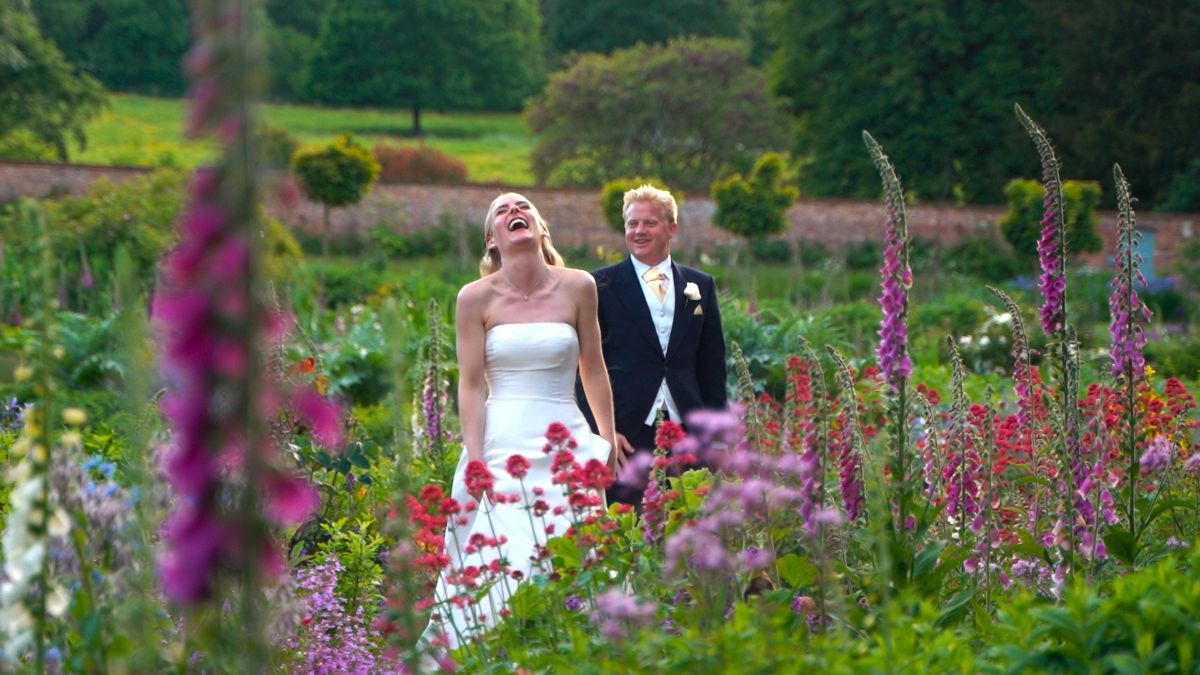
[0,0,106,159]
[711,152,798,247]
[999,178,1102,266]
[543,0,741,58]
[527,37,789,192]
[598,177,678,232]
[290,134,380,260]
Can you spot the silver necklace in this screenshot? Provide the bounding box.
[500,271,545,301]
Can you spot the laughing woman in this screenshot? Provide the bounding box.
[421,192,619,650]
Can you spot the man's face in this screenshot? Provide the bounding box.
[624,200,676,266]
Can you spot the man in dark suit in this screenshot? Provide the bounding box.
[580,184,727,505]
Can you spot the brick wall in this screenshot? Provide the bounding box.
[4,160,1197,272]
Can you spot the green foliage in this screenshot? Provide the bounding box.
[0,129,58,161]
[1000,178,1103,265]
[307,0,545,130]
[291,134,380,208]
[771,0,1058,203]
[711,152,798,242]
[1145,335,1200,381]
[939,235,1022,283]
[1026,3,1200,207]
[748,238,792,263]
[598,177,678,232]
[1160,159,1200,213]
[33,0,190,96]
[0,0,107,159]
[527,37,789,191]
[542,0,742,58]
[264,22,316,101]
[259,123,301,169]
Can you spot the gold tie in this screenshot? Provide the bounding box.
[643,268,667,302]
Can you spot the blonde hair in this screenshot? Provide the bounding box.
[622,184,678,224]
[479,192,565,277]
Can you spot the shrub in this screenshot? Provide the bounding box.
[372,143,467,184]
[844,240,882,271]
[1000,178,1103,266]
[940,235,1022,283]
[259,123,301,169]
[711,152,798,243]
[1159,159,1200,212]
[0,130,58,161]
[796,239,830,268]
[291,135,380,259]
[598,177,678,232]
[748,238,792,263]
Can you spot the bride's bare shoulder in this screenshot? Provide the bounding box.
[556,267,597,290]
[457,276,497,311]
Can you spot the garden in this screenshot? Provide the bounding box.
[4,0,1200,673]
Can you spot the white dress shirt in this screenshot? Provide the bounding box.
[630,255,680,425]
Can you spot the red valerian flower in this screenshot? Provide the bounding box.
[655,420,686,450]
[505,454,531,479]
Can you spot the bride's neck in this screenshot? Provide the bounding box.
[500,253,548,281]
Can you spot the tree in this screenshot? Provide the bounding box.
[291,135,380,261]
[32,0,190,95]
[527,38,789,192]
[542,0,741,59]
[771,0,1058,203]
[0,0,106,159]
[711,152,798,243]
[1027,1,1200,207]
[307,0,544,133]
[999,178,1102,267]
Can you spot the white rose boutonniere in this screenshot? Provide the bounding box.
[683,282,701,301]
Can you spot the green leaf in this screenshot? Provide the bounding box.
[547,537,581,570]
[913,540,948,580]
[776,553,817,589]
[1103,529,1138,566]
[934,588,975,628]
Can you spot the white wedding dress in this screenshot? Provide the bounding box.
[423,322,610,650]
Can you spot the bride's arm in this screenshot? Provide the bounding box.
[456,284,488,467]
[574,273,620,466]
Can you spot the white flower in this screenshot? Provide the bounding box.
[45,585,70,618]
[683,282,701,301]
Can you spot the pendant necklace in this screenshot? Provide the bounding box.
[501,271,545,301]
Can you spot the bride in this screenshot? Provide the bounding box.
[422,193,620,650]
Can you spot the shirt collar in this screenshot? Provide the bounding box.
[631,255,672,279]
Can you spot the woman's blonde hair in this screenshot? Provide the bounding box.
[479,192,565,277]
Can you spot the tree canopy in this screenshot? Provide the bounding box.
[771,0,1058,204]
[542,0,742,59]
[307,0,544,134]
[0,0,106,159]
[527,37,789,191]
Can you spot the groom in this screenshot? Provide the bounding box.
[580,184,727,506]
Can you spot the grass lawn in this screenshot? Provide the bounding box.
[75,94,536,185]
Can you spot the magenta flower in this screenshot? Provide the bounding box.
[1139,435,1172,475]
[1109,165,1152,380]
[863,132,912,389]
[1016,105,1067,335]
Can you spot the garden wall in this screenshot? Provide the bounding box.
[3,160,1197,271]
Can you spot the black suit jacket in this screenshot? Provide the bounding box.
[580,257,727,440]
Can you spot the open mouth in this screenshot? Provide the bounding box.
[507,218,529,232]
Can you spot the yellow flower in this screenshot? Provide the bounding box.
[32,444,47,462]
[14,364,32,381]
[1144,364,1156,379]
[62,407,88,426]
[53,346,65,359]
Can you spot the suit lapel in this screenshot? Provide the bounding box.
[665,262,692,360]
[611,258,662,355]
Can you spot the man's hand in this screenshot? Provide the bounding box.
[607,432,634,472]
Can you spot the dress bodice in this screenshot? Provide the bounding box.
[485,322,579,402]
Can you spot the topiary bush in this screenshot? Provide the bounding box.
[598,176,678,232]
[291,134,381,260]
[372,143,467,184]
[260,123,301,169]
[711,152,798,246]
[1000,178,1102,266]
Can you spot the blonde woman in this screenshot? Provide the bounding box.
[423,193,618,649]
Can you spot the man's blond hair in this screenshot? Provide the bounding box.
[622,184,678,224]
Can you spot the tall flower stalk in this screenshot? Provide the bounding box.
[863,131,913,542]
[1111,164,1153,559]
[154,1,318,667]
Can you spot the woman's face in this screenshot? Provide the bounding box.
[487,193,543,252]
